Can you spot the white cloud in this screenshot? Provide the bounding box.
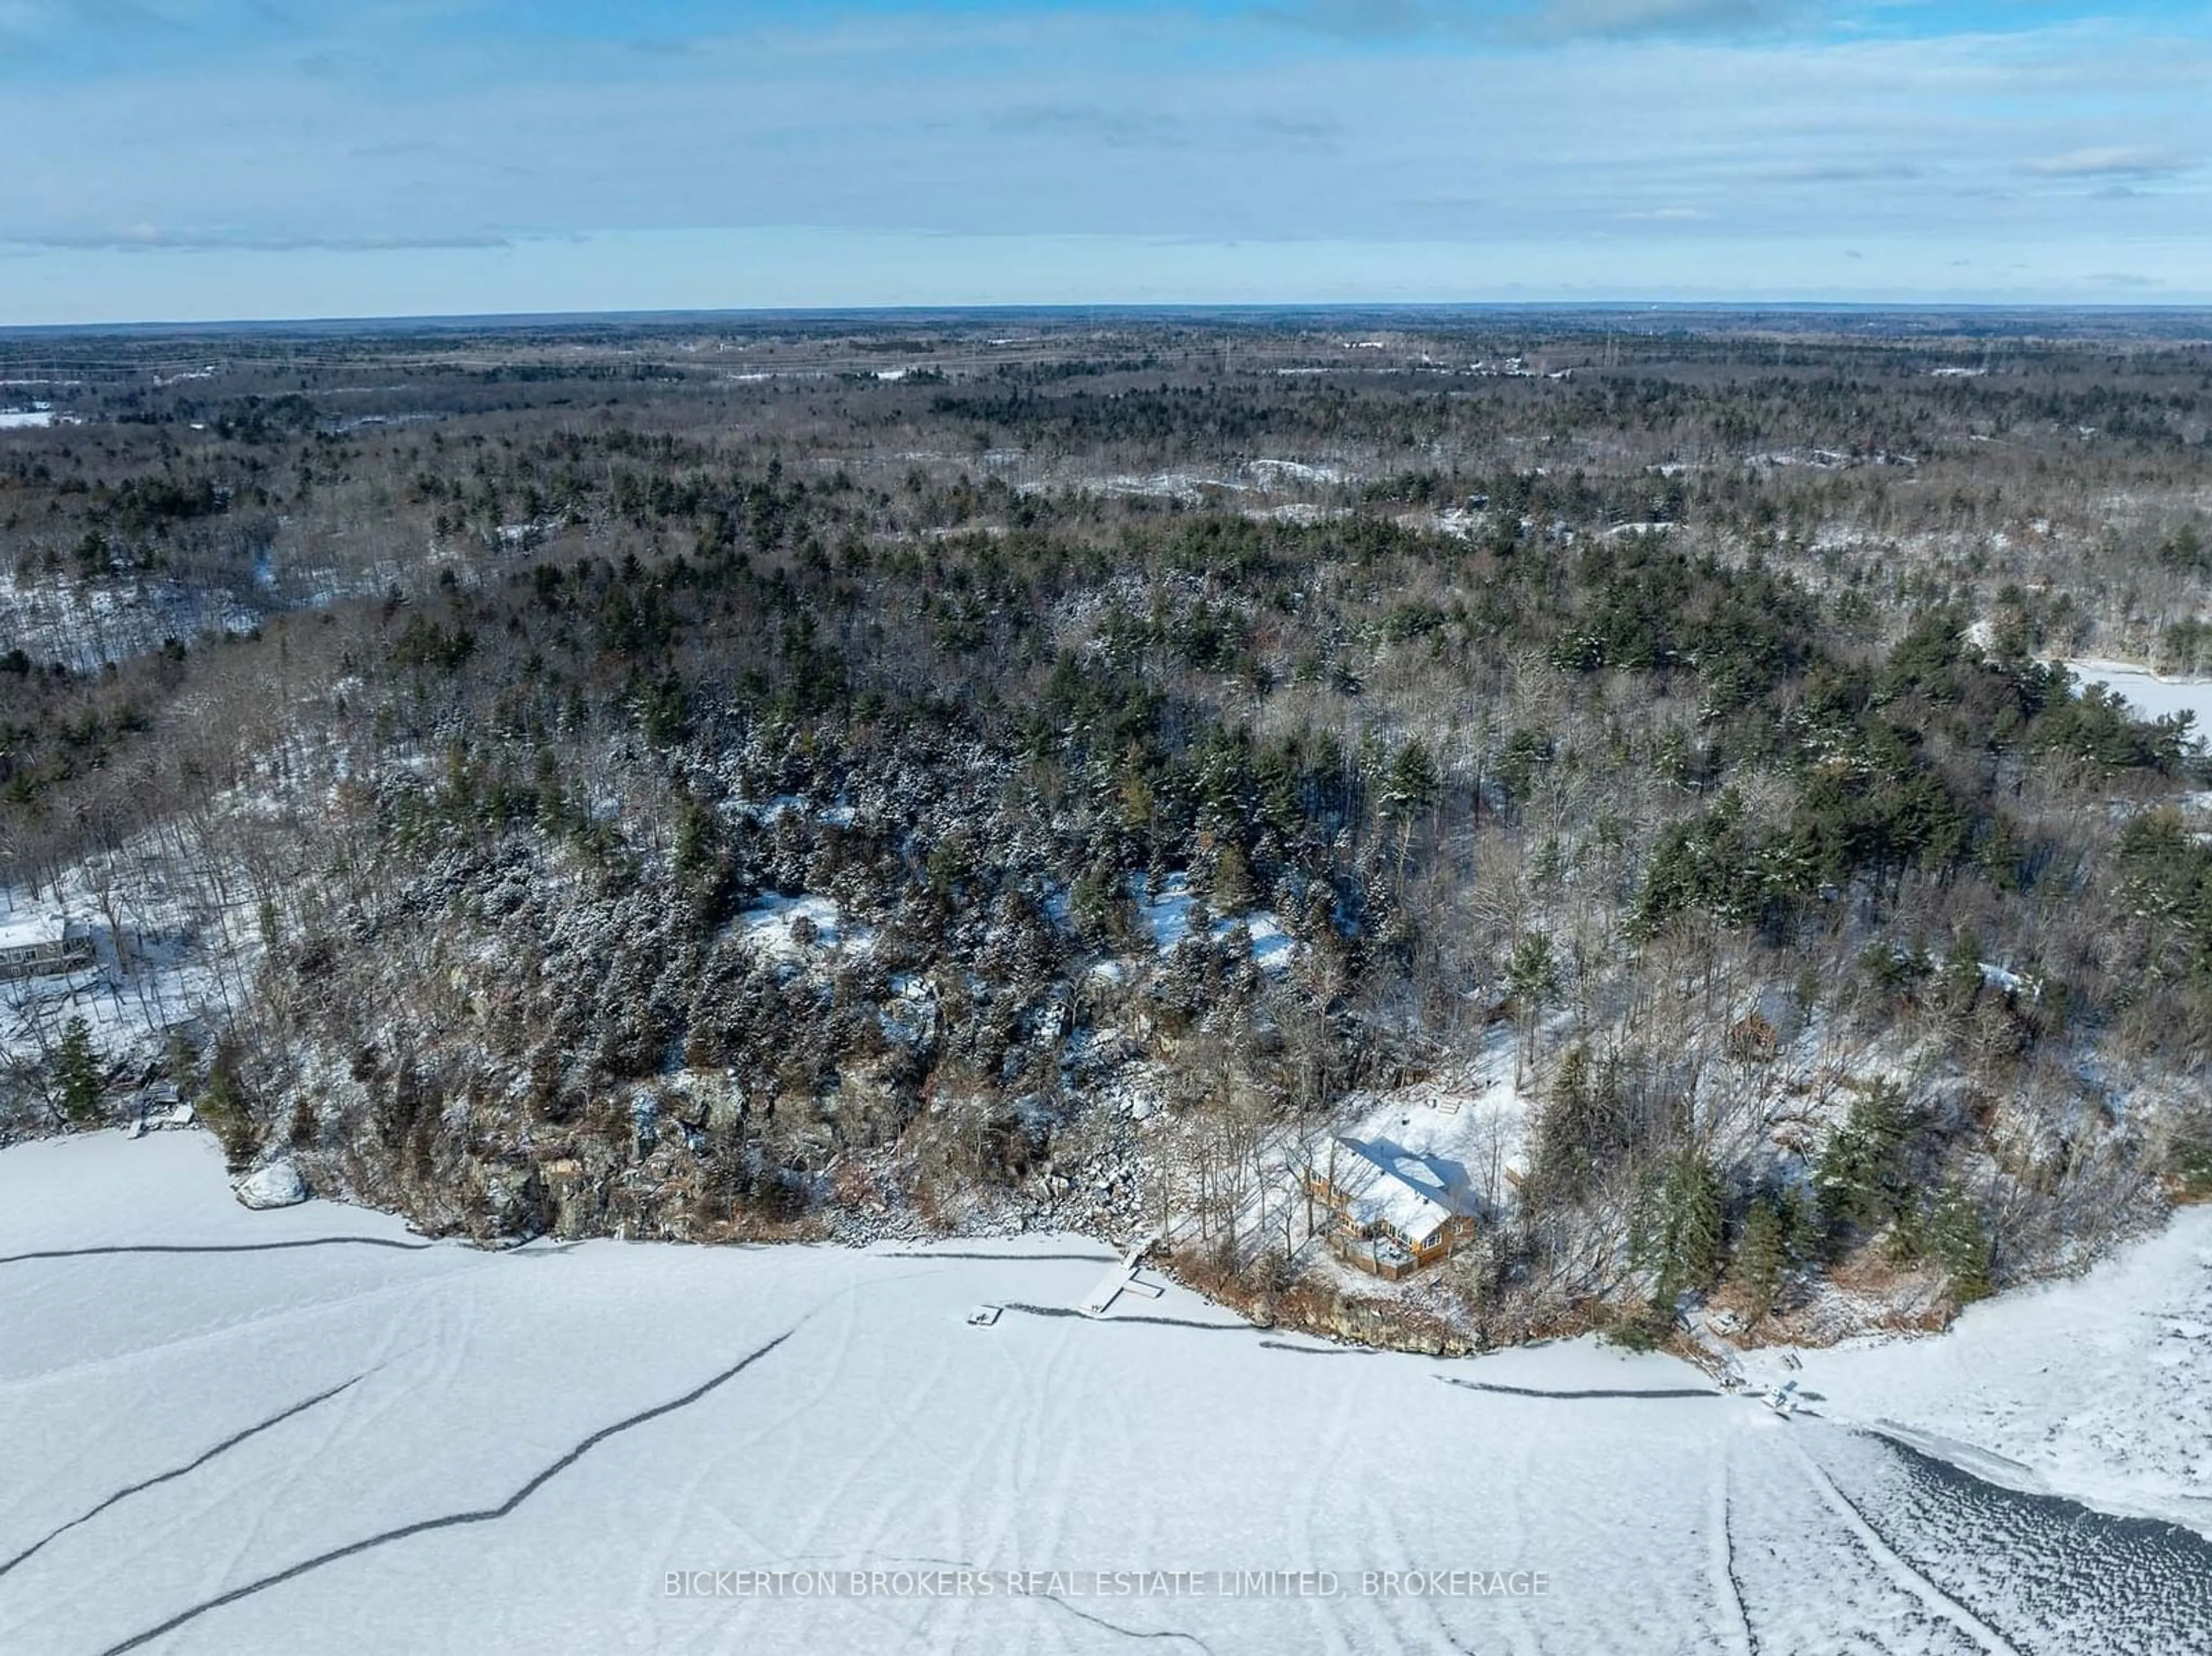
[1265,0,1806,41]
[1524,0,1798,40]
[2022,145,2195,179]
[18,225,516,252]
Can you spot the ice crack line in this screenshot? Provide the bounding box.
[1434,1374,1719,1401]
[95,1329,797,1656]
[0,1237,434,1267]
[0,1374,369,1582]
[1709,1438,1757,1656]
[881,1250,1120,1263]
[998,1303,1251,1333]
[1039,1592,1215,1653]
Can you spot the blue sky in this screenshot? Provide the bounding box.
[1,1,2207,321]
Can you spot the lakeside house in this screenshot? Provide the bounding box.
[1306,1136,1479,1280]
[0,913,93,983]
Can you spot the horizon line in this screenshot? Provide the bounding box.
[7,299,2212,339]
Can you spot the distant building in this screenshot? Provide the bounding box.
[1306,1136,1479,1281]
[1726,1010,1780,1063]
[0,913,93,982]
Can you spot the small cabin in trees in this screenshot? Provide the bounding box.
[1726,1010,1780,1063]
[1306,1136,1479,1280]
[0,912,92,983]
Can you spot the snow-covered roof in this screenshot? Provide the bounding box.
[1327,1136,1475,1249]
[1332,1054,1528,1217]
[0,911,69,953]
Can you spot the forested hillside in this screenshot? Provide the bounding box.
[3,312,2209,1351]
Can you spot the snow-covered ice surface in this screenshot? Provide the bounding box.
[4,1132,2209,1655]
[2063,658,2212,738]
[1741,1206,2212,1541]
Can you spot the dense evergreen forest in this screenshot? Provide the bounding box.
[3,312,2209,1352]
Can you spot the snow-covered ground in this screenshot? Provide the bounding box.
[1130,873,1298,974]
[5,1132,2207,1655]
[1244,458,1347,487]
[1026,457,1352,508]
[1241,502,1346,527]
[2063,658,2212,738]
[0,555,403,672]
[740,794,858,829]
[0,573,266,672]
[737,893,870,963]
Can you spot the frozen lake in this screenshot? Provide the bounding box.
[2064,658,2212,737]
[2,1132,2207,1654]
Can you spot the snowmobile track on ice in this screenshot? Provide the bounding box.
[1784,1434,2022,1656]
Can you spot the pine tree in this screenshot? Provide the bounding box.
[1255,744,1302,840]
[1531,1044,1596,1200]
[166,1029,198,1091]
[1210,842,1256,913]
[198,1051,257,1170]
[1815,1083,1921,1240]
[1379,741,1438,821]
[672,789,725,899]
[1639,1148,1725,1309]
[1925,1183,1994,1302]
[1938,930,1983,1017]
[1731,1196,1789,1323]
[55,1016,101,1124]
[1779,1183,1822,1264]
[533,747,571,833]
[1506,931,1560,1080]
[1113,744,1156,833]
[1506,931,1559,1007]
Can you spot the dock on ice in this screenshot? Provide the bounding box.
[1079,1237,1164,1317]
